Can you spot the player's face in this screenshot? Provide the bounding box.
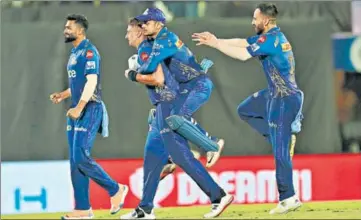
[125,25,142,47]
[64,20,81,43]
[252,9,268,35]
[142,20,162,37]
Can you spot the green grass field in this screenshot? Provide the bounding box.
[2,200,360,219]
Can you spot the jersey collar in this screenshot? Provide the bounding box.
[268,26,280,33]
[72,39,89,52]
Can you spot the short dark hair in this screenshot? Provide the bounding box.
[256,3,278,18]
[66,14,89,31]
[128,17,143,28]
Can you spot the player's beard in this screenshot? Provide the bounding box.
[64,34,77,43]
[254,23,265,35]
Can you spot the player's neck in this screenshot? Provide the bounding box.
[263,24,277,34]
[135,37,147,49]
[151,27,163,39]
[72,36,86,48]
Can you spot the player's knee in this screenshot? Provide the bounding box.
[73,149,92,167]
[237,102,248,119]
[170,153,192,166]
[274,153,290,165]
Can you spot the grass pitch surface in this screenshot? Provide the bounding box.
[2,200,360,219]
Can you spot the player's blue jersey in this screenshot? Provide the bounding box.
[138,27,206,83]
[246,27,300,98]
[67,39,102,107]
[137,39,179,105]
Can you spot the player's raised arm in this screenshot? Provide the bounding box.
[193,32,254,48]
[192,31,252,61]
[217,38,249,47]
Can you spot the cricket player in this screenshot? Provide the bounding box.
[50,14,128,219]
[127,8,225,169]
[121,11,233,219]
[124,18,221,182]
[192,3,304,214]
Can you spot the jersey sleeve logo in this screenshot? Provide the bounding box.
[140,52,149,61]
[257,35,267,43]
[281,43,292,52]
[86,61,96,70]
[86,50,94,59]
[175,39,184,48]
[250,43,260,52]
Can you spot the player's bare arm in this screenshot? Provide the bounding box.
[66,74,97,120]
[218,38,249,47]
[125,64,165,87]
[192,32,252,61]
[50,88,71,104]
[193,32,249,48]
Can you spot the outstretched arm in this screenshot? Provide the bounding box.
[192,32,252,61]
[217,38,249,47]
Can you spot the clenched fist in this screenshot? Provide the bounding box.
[49,92,63,104]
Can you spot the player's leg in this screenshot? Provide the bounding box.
[167,77,224,167]
[179,82,219,143]
[237,88,271,142]
[72,102,128,215]
[158,102,233,218]
[62,118,94,219]
[268,94,303,214]
[121,113,168,219]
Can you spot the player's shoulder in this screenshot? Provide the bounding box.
[258,27,284,43]
[84,40,100,57]
[157,28,179,43]
[143,39,154,49]
[273,30,293,53]
[138,41,152,63]
[256,32,277,45]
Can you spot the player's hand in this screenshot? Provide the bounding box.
[66,107,82,120]
[192,32,219,48]
[49,92,63,104]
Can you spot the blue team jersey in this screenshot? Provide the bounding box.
[67,39,102,107]
[137,39,179,105]
[138,27,206,83]
[246,27,300,98]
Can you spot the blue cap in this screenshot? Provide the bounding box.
[135,8,166,24]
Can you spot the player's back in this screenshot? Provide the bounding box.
[157,29,207,82]
[268,29,299,97]
[67,39,102,107]
[138,39,179,105]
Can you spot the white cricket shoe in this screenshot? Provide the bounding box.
[120,207,156,219]
[206,139,225,168]
[204,193,234,218]
[269,195,302,214]
[110,184,129,215]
